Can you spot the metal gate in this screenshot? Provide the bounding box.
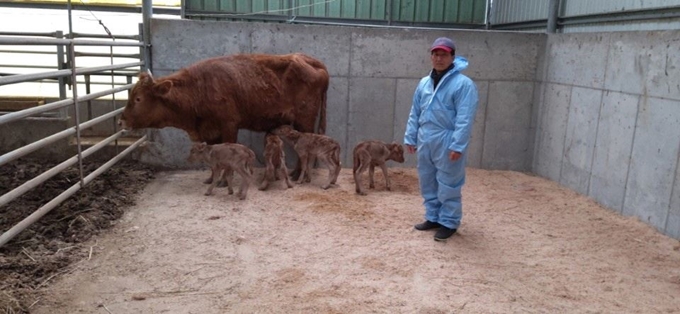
[0,33,148,247]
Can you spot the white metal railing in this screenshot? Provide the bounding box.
[0,34,148,247]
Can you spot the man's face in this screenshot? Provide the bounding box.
[430,49,454,72]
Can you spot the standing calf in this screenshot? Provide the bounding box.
[187,142,255,199]
[353,140,405,195]
[272,125,341,189]
[259,133,293,191]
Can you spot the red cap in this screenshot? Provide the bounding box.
[430,37,456,53]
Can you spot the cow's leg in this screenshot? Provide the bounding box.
[279,157,294,188]
[317,154,333,190]
[354,156,369,195]
[235,166,251,200]
[305,156,314,183]
[258,160,275,191]
[368,164,376,189]
[296,153,309,185]
[223,168,234,195]
[331,148,341,185]
[220,168,234,194]
[205,168,222,196]
[380,163,391,191]
[203,123,239,185]
[203,174,213,184]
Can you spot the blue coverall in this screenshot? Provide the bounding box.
[404,56,479,230]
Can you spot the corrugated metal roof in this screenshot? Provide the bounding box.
[490,0,547,24]
[491,0,680,32]
[563,0,680,16]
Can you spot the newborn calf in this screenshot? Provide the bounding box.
[352,140,405,195]
[272,125,341,189]
[187,142,255,199]
[259,133,293,191]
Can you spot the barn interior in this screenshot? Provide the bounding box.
[1,0,679,312]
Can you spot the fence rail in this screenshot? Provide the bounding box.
[0,32,148,248]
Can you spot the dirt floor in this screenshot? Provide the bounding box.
[0,159,157,313]
[2,164,680,313]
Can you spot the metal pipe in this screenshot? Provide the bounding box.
[0,84,132,126]
[74,52,141,58]
[547,0,560,33]
[180,0,186,19]
[0,1,180,15]
[0,62,142,86]
[0,37,144,46]
[142,0,152,72]
[70,32,140,40]
[0,31,57,37]
[85,74,92,121]
[0,108,124,166]
[77,61,144,75]
[0,69,72,86]
[0,64,59,69]
[0,50,59,55]
[67,0,73,39]
[0,131,125,208]
[0,135,147,248]
[70,46,84,187]
[56,30,67,112]
[0,71,139,77]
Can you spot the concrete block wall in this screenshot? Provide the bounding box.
[142,19,543,171]
[139,19,679,239]
[532,31,680,238]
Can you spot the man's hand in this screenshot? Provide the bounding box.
[406,145,416,154]
[449,151,462,161]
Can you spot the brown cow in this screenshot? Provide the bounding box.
[352,140,405,195]
[272,125,341,190]
[258,133,293,191]
[187,142,255,200]
[119,53,329,182]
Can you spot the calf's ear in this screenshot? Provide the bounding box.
[153,80,173,97]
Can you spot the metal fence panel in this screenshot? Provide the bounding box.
[490,0,680,32]
[490,0,547,25]
[563,0,680,16]
[184,0,486,25]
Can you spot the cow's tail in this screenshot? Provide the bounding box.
[352,148,360,175]
[316,76,328,135]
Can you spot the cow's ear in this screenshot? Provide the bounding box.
[153,80,173,97]
[138,71,154,87]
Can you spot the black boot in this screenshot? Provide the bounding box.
[414,220,441,231]
[434,227,457,241]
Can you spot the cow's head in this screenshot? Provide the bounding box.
[388,142,405,163]
[265,132,282,146]
[119,71,176,130]
[271,125,295,137]
[187,142,209,163]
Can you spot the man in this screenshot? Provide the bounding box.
[404,37,479,242]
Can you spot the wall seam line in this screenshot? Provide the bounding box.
[480,81,491,168]
[558,85,573,184]
[663,140,680,234]
[622,95,642,216]
[588,34,611,199]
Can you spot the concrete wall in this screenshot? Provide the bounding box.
[532,31,680,238]
[140,19,544,171]
[137,19,679,239]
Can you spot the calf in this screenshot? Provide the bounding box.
[259,133,293,191]
[352,140,405,195]
[272,125,341,190]
[187,142,255,199]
